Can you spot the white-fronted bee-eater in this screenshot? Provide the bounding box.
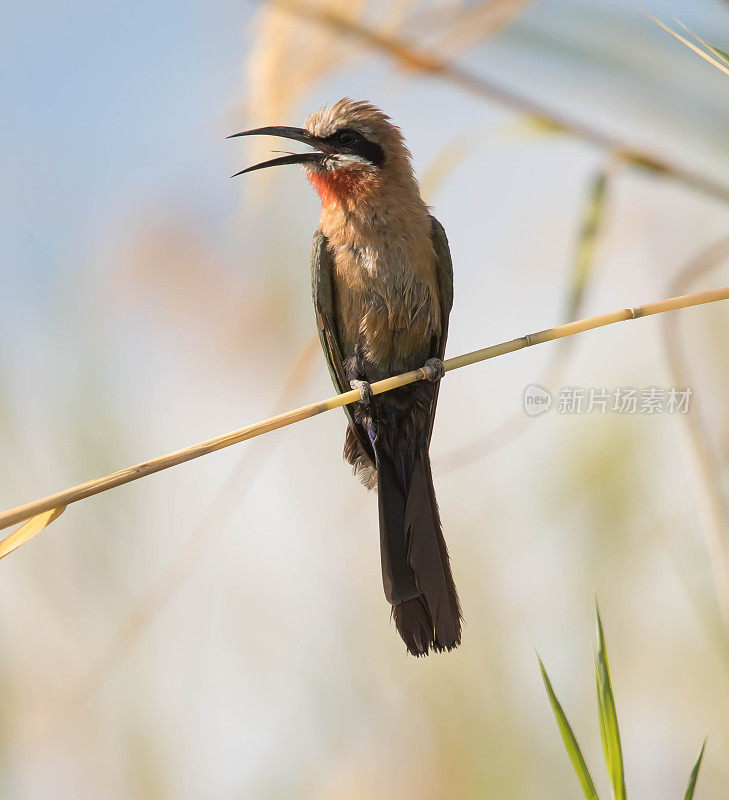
[230,99,461,655]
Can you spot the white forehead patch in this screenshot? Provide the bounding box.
[304,99,385,142]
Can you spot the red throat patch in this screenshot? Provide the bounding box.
[307,168,368,206]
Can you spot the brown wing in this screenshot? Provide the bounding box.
[427,215,454,444]
[311,230,375,465]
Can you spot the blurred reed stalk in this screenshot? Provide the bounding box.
[0,286,728,559]
[408,0,534,60]
[440,160,615,471]
[650,19,729,626]
[259,0,729,205]
[663,239,729,627]
[243,0,532,129]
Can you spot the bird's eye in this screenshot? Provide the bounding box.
[337,130,356,145]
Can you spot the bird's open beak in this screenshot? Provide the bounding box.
[227,126,325,177]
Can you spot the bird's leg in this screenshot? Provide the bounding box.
[423,358,445,383]
[350,379,373,404]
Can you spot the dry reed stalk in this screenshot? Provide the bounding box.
[0,286,727,559]
[263,0,729,205]
[440,162,614,470]
[244,0,530,128]
[243,0,369,138]
[662,240,729,626]
[413,0,534,59]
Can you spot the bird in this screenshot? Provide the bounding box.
[229,98,461,655]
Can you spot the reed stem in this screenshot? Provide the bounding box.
[0,286,727,556]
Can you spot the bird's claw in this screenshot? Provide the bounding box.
[350,379,373,404]
[423,358,445,383]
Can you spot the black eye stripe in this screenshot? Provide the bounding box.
[320,128,384,167]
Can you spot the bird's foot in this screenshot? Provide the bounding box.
[350,379,373,404]
[423,358,445,383]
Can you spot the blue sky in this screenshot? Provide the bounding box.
[3,0,728,308]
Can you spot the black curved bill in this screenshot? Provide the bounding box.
[227,126,318,146]
[230,151,322,178]
[228,126,325,177]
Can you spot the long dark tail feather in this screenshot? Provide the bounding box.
[404,449,461,652]
[392,597,435,657]
[376,451,419,608]
[377,445,461,656]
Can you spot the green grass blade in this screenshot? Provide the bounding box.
[594,601,626,800]
[538,655,601,800]
[683,737,707,800]
[674,21,729,67]
[647,14,729,78]
[706,43,729,64]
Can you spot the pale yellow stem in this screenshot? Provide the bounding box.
[0,507,66,559]
[0,286,727,557]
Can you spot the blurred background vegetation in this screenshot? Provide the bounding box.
[2,0,729,797]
